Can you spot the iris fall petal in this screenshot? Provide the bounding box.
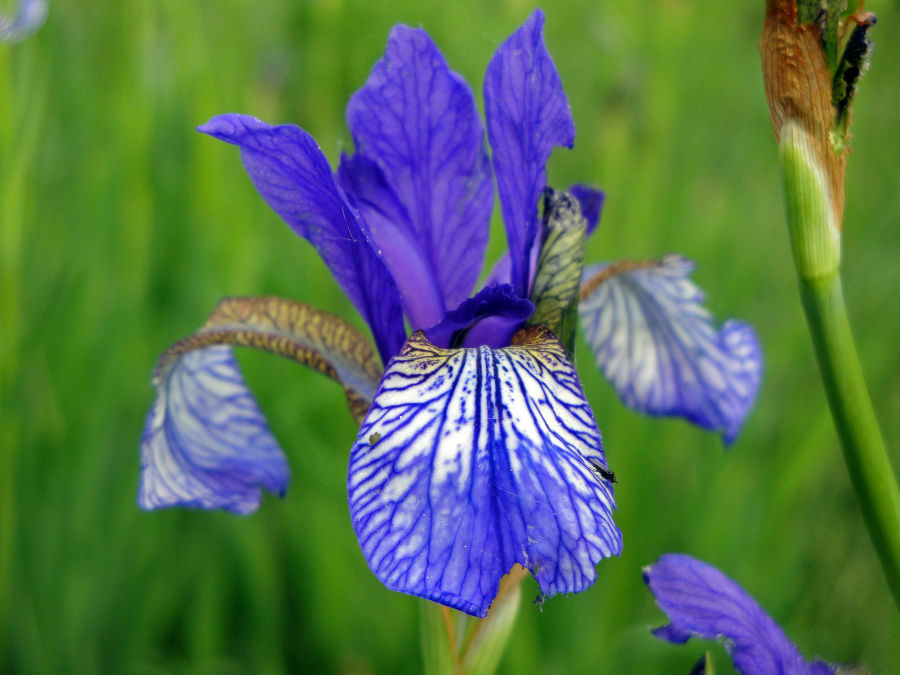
[140,346,289,515]
[348,326,621,617]
[645,554,834,675]
[579,255,761,444]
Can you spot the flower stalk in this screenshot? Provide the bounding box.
[762,0,900,609]
[421,566,526,675]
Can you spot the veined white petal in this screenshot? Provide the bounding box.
[348,326,621,617]
[140,346,289,514]
[580,255,762,444]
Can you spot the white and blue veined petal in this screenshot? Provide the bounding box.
[347,326,621,618]
[579,255,761,444]
[140,345,289,515]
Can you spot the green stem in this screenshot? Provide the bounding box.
[779,118,900,610]
[798,274,900,609]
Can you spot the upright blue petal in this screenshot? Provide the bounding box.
[348,327,621,617]
[346,25,494,326]
[644,554,834,675]
[485,10,575,298]
[336,154,444,331]
[579,255,762,444]
[140,346,289,515]
[199,114,405,363]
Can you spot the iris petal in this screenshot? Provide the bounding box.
[346,25,493,322]
[0,0,47,43]
[644,554,833,675]
[336,153,445,330]
[199,114,405,363]
[140,346,289,515]
[348,326,621,617]
[485,9,575,298]
[579,255,762,444]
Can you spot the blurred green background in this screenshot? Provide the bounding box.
[2,0,898,672]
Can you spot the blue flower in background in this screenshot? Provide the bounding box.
[0,0,47,43]
[139,10,761,617]
[644,554,843,674]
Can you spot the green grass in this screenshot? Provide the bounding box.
[2,0,898,672]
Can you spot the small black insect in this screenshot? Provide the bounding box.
[589,459,617,483]
[368,432,382,445]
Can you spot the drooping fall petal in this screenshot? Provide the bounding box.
[579,255,761,444]
[140,297,383,513]
[348,326,621,617]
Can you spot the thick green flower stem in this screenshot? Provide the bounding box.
[780,119,900,610]
[420,567,526,675]
[799,274,900,609]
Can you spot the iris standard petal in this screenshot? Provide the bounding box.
[644,554,833,675]
[579,255,762,444]
[485,9,575,298]
[0,0,47,43]
[199,114,405,363]
[140,345,289,515]
[568,184,605,236]
[336,153,445,330]
[346,25,493,319]
[348,326,621,617]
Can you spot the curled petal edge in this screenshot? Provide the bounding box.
[140,297,384,513]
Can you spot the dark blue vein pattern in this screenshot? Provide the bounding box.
[644,554,834,675]
[579,255,762,444]
[140,346,289,515]
[347,326,621,617]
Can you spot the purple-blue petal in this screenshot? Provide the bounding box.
[579,255,762,444]
[346,25,493,318]
[198,113,405,363]
[139,346,289,515]
[644,554,833,675]
[424,283,533,348]
[485,9,575,298]
[569,184,605,236]
[348,327,621,617]
[336,153,445,330]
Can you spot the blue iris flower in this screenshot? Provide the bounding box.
[644,554,846,674]
[139,11,761,617]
